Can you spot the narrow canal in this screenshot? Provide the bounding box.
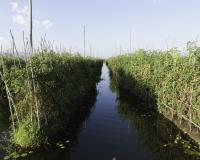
[70,64,153,160]
[69,64,199,160]
[0,64,199,160]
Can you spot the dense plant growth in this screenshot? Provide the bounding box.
[106,41,200,133]
[0,49,103,148]
[109,74,200,159]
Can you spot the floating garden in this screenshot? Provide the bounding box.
[106,40,200,140]
[0,45,103,150]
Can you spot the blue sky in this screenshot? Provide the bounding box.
[0,0,200,58]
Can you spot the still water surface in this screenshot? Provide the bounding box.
[70,64,153,160]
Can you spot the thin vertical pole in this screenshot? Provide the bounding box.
[166,39,168,52]
[29,0,40,128]
[130,29,131,53]
[29,0,33,50]
[120,44,121,55]
[84,26,85,57]
[90,43,91,56]
[115,40,116,55]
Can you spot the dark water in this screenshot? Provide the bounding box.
[0,64,200,160]
[69,64,154,160]
[0,100,10,160]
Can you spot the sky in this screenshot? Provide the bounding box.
[0,0,200,58]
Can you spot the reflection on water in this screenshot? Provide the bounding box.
[0,100,10,160]
[0,100,10,130]
[69,64,155,160]
[110,66,200,160]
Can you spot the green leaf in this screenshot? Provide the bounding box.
[13,154,20,159]
[66,140,70,143]
[4,156,10,160]
[21,153,27,157]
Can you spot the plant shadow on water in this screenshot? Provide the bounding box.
[0,100,11,160]
[1,86,98,160]
[109,70,200,160]
[0,100,10,130]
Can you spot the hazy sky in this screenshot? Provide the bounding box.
[0,0,200,58]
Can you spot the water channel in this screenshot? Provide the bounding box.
[0,64,200,160]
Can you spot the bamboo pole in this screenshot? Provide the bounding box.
[163,103,200,131]
[84,26,85,57]
[29,0,33,50]
[0,48,20,129]
[4,79,20,123]
[0,47,16,131]
[23,32,33,124]
[10,36,16,70]
[28,46,40,129]
[29,0,40,128]
[90,43,92,57]
[189,86,193,132]
[3,38,21,124]
[115,40,116,56]
[9,30,21,68]
[130,29,131,54]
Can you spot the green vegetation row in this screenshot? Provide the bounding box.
[106,41,200,132]
[0,50,103,148]
[2,85,98,160]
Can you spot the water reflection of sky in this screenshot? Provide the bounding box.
[70,64,154,160]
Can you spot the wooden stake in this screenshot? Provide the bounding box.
[115,40,116,56]
[84,26,85,57]
[90,43,91,56]
[29,0,33,50]
[130,29,131,53]
[29,0,40,129]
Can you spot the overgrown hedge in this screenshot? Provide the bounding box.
[106,41,200,130]
[0,51,103,148]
